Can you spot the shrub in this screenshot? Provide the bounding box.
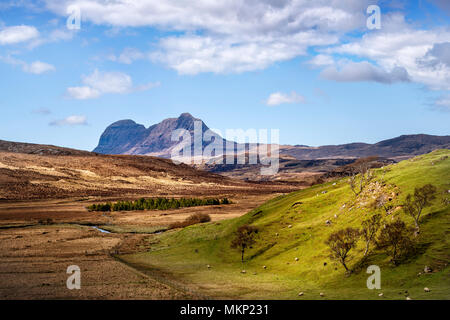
[169,213,211,229]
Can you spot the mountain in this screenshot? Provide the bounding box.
[94,113,450,161]
[93,113,214,157]
[280,134,450,160]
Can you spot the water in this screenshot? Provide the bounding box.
[91,226,111,233]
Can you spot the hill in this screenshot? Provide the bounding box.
[121,149,450,299]
[0,140,296,200]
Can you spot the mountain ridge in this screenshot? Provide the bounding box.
[93,113,450,160]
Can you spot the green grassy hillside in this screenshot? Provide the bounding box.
[122,150,450,299]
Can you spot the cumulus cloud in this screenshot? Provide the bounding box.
[0,54,55,75]
[22,61,55,74]
[151,32,338,74]
[0,25,39,45]
[266,91,305,106]
[324,13,450,90]
[66,69,159,99]
[321,60,410,84]
[49,115,87,126]
[421,42,450,68]
[308,54,334,67]
[43,0,370,74]
[66,86,101,100]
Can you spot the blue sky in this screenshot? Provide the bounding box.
[0,0,449,151]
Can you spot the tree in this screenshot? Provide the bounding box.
[347,156,377,195]
[374,193,393,215]
[325,228,360,272]
[403,184,437,235]
[361,213,382,257]
[376,219,415,265]
[231,225,258,262]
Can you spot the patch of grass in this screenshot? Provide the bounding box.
[121,150,450,299]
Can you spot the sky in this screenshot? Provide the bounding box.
[0,0,449,151]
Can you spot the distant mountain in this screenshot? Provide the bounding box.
[280,134,450,160]
[94,113,450,160]
[93,113,216,157]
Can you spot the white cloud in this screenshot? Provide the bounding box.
[0,25,39,45]
[0,54,55,75]
[308,54,334,67]
[23,61,55,74]
[321,60,410,84]
[44,0,371,74]
[83,69,132,94]
[266,91,305,106]
[66,86,101,100]
[108,47,145,64]
[66,69,159,99]
[324,13,450,90]
[151,32,338,74]
[49,115,87,126]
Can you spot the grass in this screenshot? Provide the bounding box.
[121,150,450,299]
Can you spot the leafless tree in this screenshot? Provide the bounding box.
[361,213,382,257]
[348,156,378,195]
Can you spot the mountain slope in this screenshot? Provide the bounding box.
[122,149,450,299]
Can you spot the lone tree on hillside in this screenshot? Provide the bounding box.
[376,219,415,265]
[325,227,360,272]
[231,225,258,263]
[361,213,382,257]
[403,184,437,236]
[348,156,378,196]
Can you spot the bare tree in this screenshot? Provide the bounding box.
[231,225,258,262]
[361,213,382,257]
[374,193,393,215]
[376,219,415,265]
[348,156,378,195]
[403,184,437,236]
[325,228,360,272]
